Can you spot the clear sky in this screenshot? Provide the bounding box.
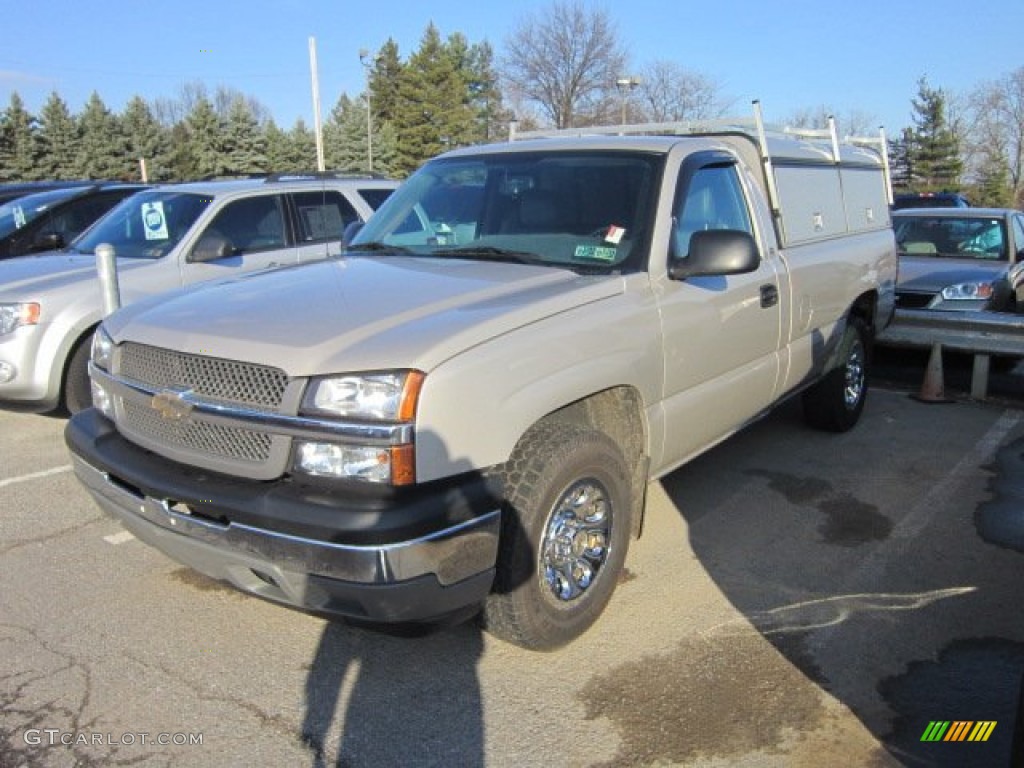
[1,0,1021,139]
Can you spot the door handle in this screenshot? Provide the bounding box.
[760,284,778,308]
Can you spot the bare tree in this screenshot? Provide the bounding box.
[783,105,878,137]
[636,61,729,122]
[501,1,627,128]
[967,67,1024,205]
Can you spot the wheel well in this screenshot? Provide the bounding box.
[849,292,877,355]
[534,386,649,538]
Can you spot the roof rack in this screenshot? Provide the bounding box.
[508,100,893,213]
[262,171,392,183]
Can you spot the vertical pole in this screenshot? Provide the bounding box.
[95,243,121,317]
[878,127,894,206]
[138,157,148,183]
[309,37,326,172]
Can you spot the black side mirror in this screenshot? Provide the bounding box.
[668,229,760,280]
[190,233,235,263]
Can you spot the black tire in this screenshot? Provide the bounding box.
[483,422,632,650]
[62,334,94,415]
[802,318,869,433]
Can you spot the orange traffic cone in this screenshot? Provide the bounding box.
[912,342,954,404]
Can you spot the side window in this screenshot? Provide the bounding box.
[358,188,395,211]
[674,163,752,257]
[205,195,286,253]
[1012,215,1024,257]
[49,191,127,239]
[292,190,358,243]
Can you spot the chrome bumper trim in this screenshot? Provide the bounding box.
[72,454,500,587]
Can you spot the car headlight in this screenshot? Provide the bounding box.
[301,371,424,420]
[0,303,41,336]
[91,326,114,371]
[940,282,994,301]
[295,371,424,484]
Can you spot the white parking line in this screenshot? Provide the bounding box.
[0,464,73,489]
[104,531,136,545]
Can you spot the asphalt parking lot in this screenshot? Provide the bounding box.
[2,378,1023,767]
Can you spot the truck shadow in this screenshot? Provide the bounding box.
[647,393,1024,766]
[298,430,527,768]
[300,619,485,768]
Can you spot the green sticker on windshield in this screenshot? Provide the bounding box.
[574,245,617,262]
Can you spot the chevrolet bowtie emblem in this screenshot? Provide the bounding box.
[151,390,195,422]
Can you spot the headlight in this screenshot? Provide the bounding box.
[302,371,424,420]
[296,370,423,485]
[0,303,40,336]
[294,442,415,484]
[91,326,114,371]
[940,282,994,301]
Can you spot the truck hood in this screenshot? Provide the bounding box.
[104,256,625,376]
[0,250,155,300]
[896,255,1008,293]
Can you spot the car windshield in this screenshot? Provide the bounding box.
[894,216,1009,261]
[0,187,89,239]
[351,150,661,273]
[71,189,212,259]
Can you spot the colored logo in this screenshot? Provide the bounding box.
[920,721,997,742]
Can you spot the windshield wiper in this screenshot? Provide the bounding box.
[431,246,543,265]
[346,241,413,254]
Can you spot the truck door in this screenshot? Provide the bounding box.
[656,154,784,466]
[181,194,298,285]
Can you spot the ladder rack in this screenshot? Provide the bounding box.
[507,100,894,218]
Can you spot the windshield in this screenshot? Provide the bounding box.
[72,189,212,259]
[894,215,1009,261]
[352,150,661,273]
[0,187,89,239]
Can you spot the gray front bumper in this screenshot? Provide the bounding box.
[72,454,500,622]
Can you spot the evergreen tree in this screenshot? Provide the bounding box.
[368,39,403,126]
[76,92,127,179]
[184,96,227,178]
[122,95,171,181]
[286,119,318,172]
[37,92,79,179]
[0,92,41,181]
[459,39,505,143]
[223,95,267,174]
[34,92,77,180]
[263,119,292,172]
[324,94,362,172]
[888,128,914,192]
[393,24,476,176]
[906,77,963,192]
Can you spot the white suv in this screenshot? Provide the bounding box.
[0,174,397,412]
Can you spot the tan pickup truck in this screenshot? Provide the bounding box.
[67,107,897,649]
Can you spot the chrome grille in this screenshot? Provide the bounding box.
[122,399,273,463]
[119,343,289,409]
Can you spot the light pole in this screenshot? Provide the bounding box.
[359,49,374,172]
[615,76,640,127]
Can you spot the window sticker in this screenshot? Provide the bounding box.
[12,205,26,229]
[603,225,625,244]
[573,244,618,262]
[142,201,169,240]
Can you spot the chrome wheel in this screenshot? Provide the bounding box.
[843,342,865,409]
[540,479,612,602]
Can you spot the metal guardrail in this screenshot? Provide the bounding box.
[876,308,1024,399]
